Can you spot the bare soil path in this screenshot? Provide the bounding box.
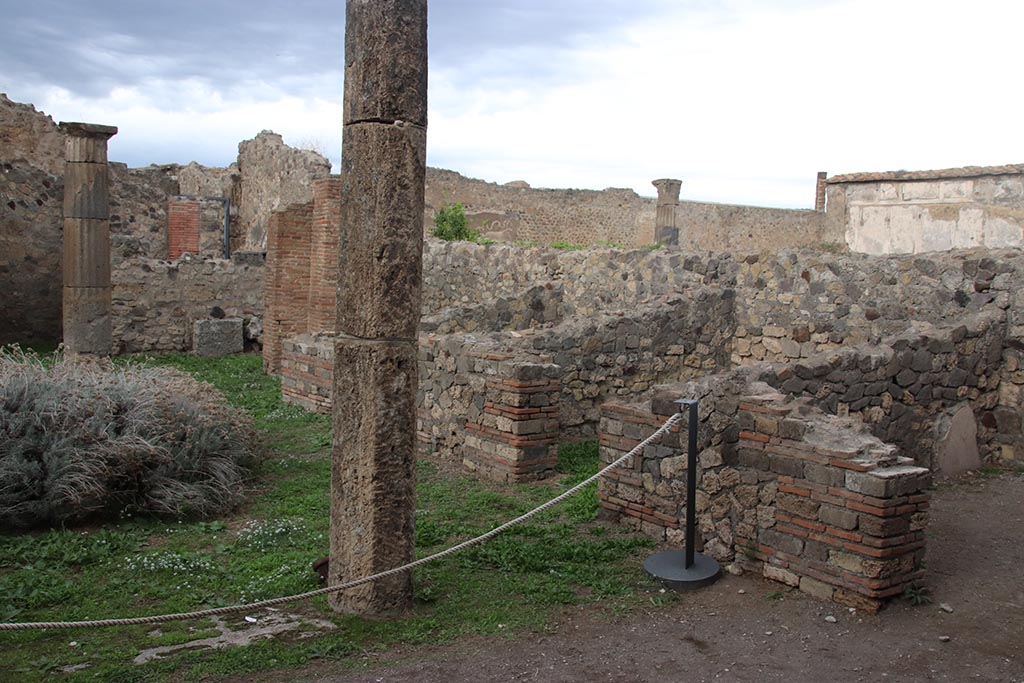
[238,473,1024,683]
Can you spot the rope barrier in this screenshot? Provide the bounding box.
[0,412,682,631]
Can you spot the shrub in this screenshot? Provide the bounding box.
[0,347,260,528]
[432,203,479,242]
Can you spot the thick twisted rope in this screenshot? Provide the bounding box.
[0,412,682,631]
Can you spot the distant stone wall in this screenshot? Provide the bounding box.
[111,255,264,353]
[424,168,657,247]
[827,165,1024,254]
[425,168,830,251]
[237,131,331,252]
[678,200,832,253]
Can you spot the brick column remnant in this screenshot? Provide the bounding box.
[815,172,828,212]
[329,0,428,614]
[652,178,682,247]
[59,122,118,355]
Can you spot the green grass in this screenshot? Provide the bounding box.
[550,241,586,250]
[0,353,665,682]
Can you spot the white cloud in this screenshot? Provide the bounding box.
[9,0,1023,208]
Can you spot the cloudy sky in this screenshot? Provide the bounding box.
[3,0,1021,207]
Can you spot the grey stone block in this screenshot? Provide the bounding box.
[193,318,243,356]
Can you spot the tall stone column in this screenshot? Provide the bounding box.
[329,0,428,614]
[59,122,118,355]
[652,178,682,247]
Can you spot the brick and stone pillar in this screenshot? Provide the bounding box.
[329,0,428,614]
[815,171,828,212]
[652,178,682,247]
[59,122,117,355]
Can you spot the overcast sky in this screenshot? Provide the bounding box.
[3,0,1021,207]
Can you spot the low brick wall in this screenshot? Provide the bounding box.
[597,379,931,611]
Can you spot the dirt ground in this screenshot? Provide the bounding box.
[245,473,1024,683]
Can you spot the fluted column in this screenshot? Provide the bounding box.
[59,122,117,355]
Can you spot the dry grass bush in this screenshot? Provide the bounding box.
[0,347,259,528]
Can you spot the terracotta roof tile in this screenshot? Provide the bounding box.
[826,164,1024,184]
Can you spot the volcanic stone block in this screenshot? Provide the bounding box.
[193,318,244,357]
[329,339,418,613]
[343,0,428,127]
[335,122,427,340]
[934,404,981,478]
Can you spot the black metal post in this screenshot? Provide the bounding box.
[683,399,698,569]
[642,398,722,590]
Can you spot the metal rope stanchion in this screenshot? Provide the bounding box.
[643,398,722,590]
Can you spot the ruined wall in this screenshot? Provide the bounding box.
[677,200,832,253]
[111,254,264,353]
[424,168,657,247]
[420,240,717,317]
[828,165,1024,255]
[730,249,1020,366]
[425,168,829,251]
[598,379,931,611]
[108,164,182,260]
[237,131,331,252]
[0,94,63,176]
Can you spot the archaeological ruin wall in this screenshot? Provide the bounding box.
[826,165,1024,255]
[425,168,832,251]
[599,376,931,612]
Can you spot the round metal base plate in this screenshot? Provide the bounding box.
[644,550,722,590]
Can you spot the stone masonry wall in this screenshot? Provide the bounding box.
[827,165,1024,255]
[0,162,62,343]
[424,168,657,247]
[425,168,828,251]
[760,313,1006,470]
[111,254,264,352]
[0,94,63,176]
[237,131,331,252]
[677,200,832,253]
[598,372,931,611]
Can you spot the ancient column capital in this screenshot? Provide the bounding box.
[58,122,118,140]
[652,178,682,205]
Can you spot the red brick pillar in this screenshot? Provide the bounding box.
[167,198,200,260]
[262,202,313,373]
[307,177,343,334]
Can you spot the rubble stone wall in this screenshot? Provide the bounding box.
[111,255,264,353]
[237,131,331,252]
[424,168,827,250]
[0,162,62,343]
